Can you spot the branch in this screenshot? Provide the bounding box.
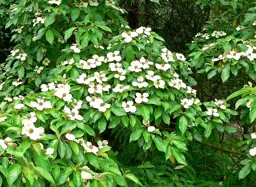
[198,141,245,156]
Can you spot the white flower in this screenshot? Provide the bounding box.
[46,148,54,155]
[14,104,25,109]
[249,147,256,156]
[136,27,151,35]
[4,96,13,102]
[40,82,55,92]
[154,79,165,89]
[54,84,73,102]
[161,48,174,62]
[214,99,226,109]
[48,0,62,5]
[16,53,27,61]
[92,55,105,66]
[187,86,197,94]
[128,61,142,72]
[30,99,52,111]
[22,122,44,140]
[140,57,153,69]
[192,98,200,104]
[84,141,99,154]
[88,83,103,94]
[121,31,138,42]
[113,84,130,93]
[226,51,241,60]
[122,101,136,113]
[62,58,74,66]
[246,100,253,109]
[102,84,111,92]
[114,69,126,81]
[169,78,187,90]
[97,140,108,149]
[97,103,111,112]
[42,58,50,66]
[135,93,149,104]
[176,53,186,61]
[64,106,83,121]
[145,71,161,82]
[155,63,171,71]
[132,77,148,88]
[89,0,99,6]
[65,133,76,141]
[81,171,93,181]
[74,100,83,109]
[109,63,122,72]
[0,137,12,150]
[107,51,122,62]
[147,126,156,132]
[86,96,103,108]
[251,133,256,139]
[76,73,88,84]
[181,98,194,109]
[0,116,7,123]
[35,66,44,74]
[70,44,81,53]
[12,80,23,87]
[206,108,219,117]
[11,49,19,56]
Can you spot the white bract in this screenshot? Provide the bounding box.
[63,106,83,121]
[84,141,99,154]
[65,133,76,141]
[132,77,148,88]
[113,84,130,93]
[97,140,108,149]
[0,137,12,150]
[214,99,226,109]
[251,133,256,139]
[135,93,149,104]
[48,0,62,5]
[70,43,81,53]
[54,84,73,102]
[181,98,194,108]
[249,147,256,156]
[30,99,52,111]
[46,148,55,155]
[206,108,219,117]
[22,121,44,140]
[122,101,136,113]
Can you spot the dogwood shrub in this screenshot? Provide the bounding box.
[0,0,240,186]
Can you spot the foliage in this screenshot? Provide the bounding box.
[0,0,256,186]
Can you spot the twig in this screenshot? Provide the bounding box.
[198,141,245,156]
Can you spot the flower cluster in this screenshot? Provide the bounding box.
[211,31,226,38]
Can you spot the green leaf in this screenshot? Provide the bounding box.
[64,27,76,41]
[71,8,80,21]
[7,164,22,186]
[250,102,256,123]
[17,66,25,79]
[140,105,150,121]
[73,172,82,187]
[84,125,95,136]
[171,147,187,165]
[130,129,144,142]
[239,164,251,179]
[46,30,54,44]
[98,117,107,133]
[124,173,142,186]
[34,166,55,184]
[69,141,80,155]
[154,137,166,152]
[23,166,34,186]
[221,64,230,82]
[125,45,135,62]
[179,116,188,135]
[44,13,56,27]
[111,106,127,116]
[97,24,112,32]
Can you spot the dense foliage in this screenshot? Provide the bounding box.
[0,0,256,186]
